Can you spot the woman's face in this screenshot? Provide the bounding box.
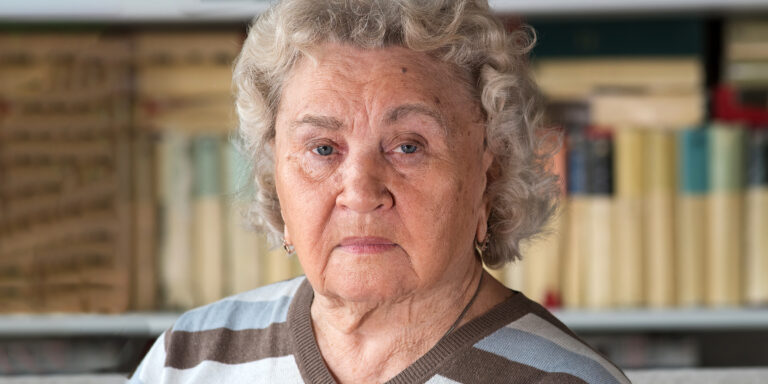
[274,43,492,303]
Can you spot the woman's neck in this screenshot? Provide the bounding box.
[310,267,511,384]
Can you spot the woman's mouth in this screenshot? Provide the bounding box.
[338,237,397,254]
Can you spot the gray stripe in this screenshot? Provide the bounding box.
[506,313,629,382]
[475,327,620,384]
[172,296,292,332]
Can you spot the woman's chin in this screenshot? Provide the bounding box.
[313,249,419,303]
[319,268,416,304]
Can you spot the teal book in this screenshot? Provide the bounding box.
[159,131,195,309]
[676,128,709,307]
[192,135,224,305]
[224,139,263,295]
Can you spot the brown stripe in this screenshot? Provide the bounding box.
[439,347,588,384]
[164,321,292,369]
[163,328,171,353]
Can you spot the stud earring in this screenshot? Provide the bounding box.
[474,234,490,259]
[282,238,295,256]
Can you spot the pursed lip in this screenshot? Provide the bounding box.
[338,236,397,254]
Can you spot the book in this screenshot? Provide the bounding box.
[535,58,702,101]
[133,31,241,134]
[530,18,703,58]
[591,90,704,129]
[613,128,646,308]
[157,131,195,309]
[131,131,158,310]
[521,132,566,307]
[645,130,677,308]
[726,19,768,61]
[562,128,590,308]
[192,135,225,306]
[584,130,614,309]
[223,139,263,295]
[676,128,709,307]
[707,124,746,307]
[745,127,768,305]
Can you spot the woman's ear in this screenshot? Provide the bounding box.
[476,148,495,243]
[283,223,292,245]
[476,213,488,244]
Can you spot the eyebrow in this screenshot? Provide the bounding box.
[290,115,344,131]
[384,103,447,135]
[289,103,447,134]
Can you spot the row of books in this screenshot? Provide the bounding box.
[491,122,768,309]
[3,20,766,312]
[489,17,768,309]
[0,34,134,313]
[153,131,303,309]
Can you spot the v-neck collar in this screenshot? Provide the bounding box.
[288,278,530,384]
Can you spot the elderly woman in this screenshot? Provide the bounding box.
[131,0,630,383]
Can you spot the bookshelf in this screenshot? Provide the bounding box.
[0,1,767,377]
[2,309,768,338]
[1,0,767,22]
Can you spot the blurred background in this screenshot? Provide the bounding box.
[0,0,767,382]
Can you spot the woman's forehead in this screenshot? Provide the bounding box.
[281,43,473,117]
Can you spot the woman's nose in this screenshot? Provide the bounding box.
[336,149,394,213]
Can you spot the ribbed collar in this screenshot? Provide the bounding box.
[288,278,532,384]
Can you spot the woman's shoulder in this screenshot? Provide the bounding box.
[462,292,631,384]
[170,275,307,334]
[129,277,309,382]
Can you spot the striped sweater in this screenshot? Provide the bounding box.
[129,276,630,383]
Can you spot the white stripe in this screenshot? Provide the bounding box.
[225,276,306,303]
[425,374,463,384]
[131,332,167,383]
[506,313,628,382]
[160,355,304,384]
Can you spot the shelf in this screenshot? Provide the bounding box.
[552,308,768,333]
[0,313,177,337]
[2,0,768,23]
[2,308,768,337]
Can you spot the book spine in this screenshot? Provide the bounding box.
[746,128,768,305]
[676,128,709,307]
[131,131,158,310]
[264,247,297,285]
[159,131,195,309]
[614,128,646,308]
[707,124,745,307]
[562,129,590,308]
[522,133,566,306]
[585,132,614,309]
[192,135,224,305]
[645,131,677,308]
[224,139,262,295]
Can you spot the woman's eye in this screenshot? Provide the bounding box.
[395,144,419,154]
[312,145,334,156]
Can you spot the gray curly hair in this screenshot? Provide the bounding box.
[232,0,560,268]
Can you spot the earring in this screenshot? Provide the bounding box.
[474,234,490,259]
[282,238,295,256]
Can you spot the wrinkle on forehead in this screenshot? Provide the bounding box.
[279,43,481,138]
